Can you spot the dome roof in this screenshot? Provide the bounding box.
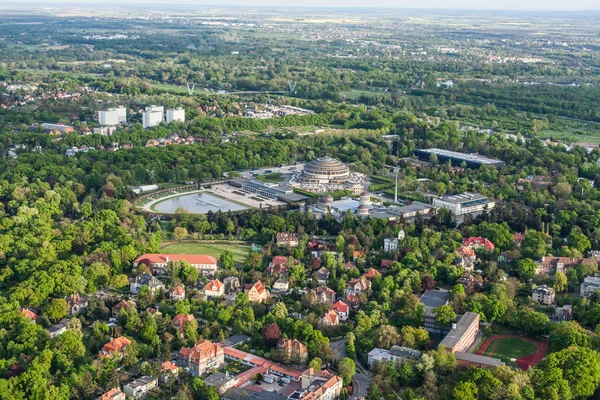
[360,191,370,196]
[319,194,334,203]
[357,204,368,210]
[307,156,345,168]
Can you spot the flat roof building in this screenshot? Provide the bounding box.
[166,108,185,124]
[142,105,164,129]
[420,289,451,335]
[433,193,495,216]
[415,148,505,168]
[439,312,480,353]
[581,275,600,297]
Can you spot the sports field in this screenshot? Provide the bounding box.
[160,241,251,265]
[476,334,548,370]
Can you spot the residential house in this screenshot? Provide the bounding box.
[380,259,393,271]
[315,286,336,304]
[48,323,67,338]
[244,281,270,303]
[462,237,495,250]
[513,232,525,246]
[205,279,225,298]
[384,237,398,252]
[352,251,365,262]
[344,277,371,296]
[179,340,225,376]
[276,232,300,247]
[133,254,218,276]
[171,286,185,301]
[368,346,422,367]
[160,361,179,383]
[99,336,132,359]
[362,268,381,280]
[273,277,290,294]
[346,293,359,309]
[99,388,126,400]
[316,267,330,284]
[532,285,555,305]
[556,305,573,321]
[581,275,600,297]
[320,309,340,326]
[330,300,349,321]
[223,276,241,293]
[112,299,136,318]
[537,256,596,276]
[20,308,37,323]
[65,293,88,315]
[123,376,157,399]
[173,314,195,336]
[457,274,482,293]
[299,369,343,400]
[456,247,477,271]
[277,338,308,363]
[266,256,290,277]
[130,273,165,294]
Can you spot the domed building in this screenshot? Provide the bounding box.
[318,194,334,210]
[357,204,369,217]
[360,191,371,204]
[297,157,351,185]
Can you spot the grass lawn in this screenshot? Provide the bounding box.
[256,173,286,183]
[160,241,251,265]
[483,338,538,364]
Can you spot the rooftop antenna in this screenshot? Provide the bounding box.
[186,83,196,95]
[287,80,297,94]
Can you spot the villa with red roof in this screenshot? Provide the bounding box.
[320,309,340,326]
[111,299,136,318]
[330,300,349,321]
[314,286,336,304]
[205,279,225,298]
[133,254,218,276]
[99,336,132,359]
[20,308,37,322]
[99,388,125,400]
[170,286,185,301]
[300,369,343,400]
[344,277,371,296]
[277,338,308,363]
[244,281,270,303]
[179,340,224,376]
[462,237,495,251]
[363,268,381,280]
[346,293,359,308]
[380,259,393,271]
[173,314,195,336]
[513,232,525,246]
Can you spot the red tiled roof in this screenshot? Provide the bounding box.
[271,256,289,266]
[205,279,224,292]
[101,336,131,356]
[161,361,178,373]
[179,340,223,364]
[99,388,124,400]
[134,254,217,265]
[20,308,37,320]
[173,314,195,333]
[462,237,495,250]
[331,300,349,314]
[362,268,381,280]
[381,259,393,268]
[322,309,339,325]
[513,232,525,242]
[172,286,185,295]
[346,293,359,306]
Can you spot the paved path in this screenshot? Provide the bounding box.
[476,334,549,371]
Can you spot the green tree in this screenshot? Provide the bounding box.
[309,357,323,371]
[338,358,356,386]
[220,251,235,269]
[549,321,590,352]
[553,271,568,293]
[433,304,456,326]
[453,381,478,400]
[44,298,68,322]
[515,258,537,279]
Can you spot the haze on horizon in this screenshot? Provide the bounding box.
[15,0,600,11]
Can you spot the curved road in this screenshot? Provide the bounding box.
[331,338,371,399]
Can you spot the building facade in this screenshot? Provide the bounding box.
[133,254,218,276]
[166,108,185,124]
[142,105,164,129]
[581,275,600,297]
[244,281,270,303]
[532,285,555,305]
[123,376,157,399]
[179,340,225,376]
[439,312,480,353]
[433,193,495,216]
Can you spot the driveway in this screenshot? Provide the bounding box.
[330,338,370,399]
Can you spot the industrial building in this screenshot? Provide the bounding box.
[166,108,186,124]
[415,148,505,168]
[432,193,495,216]
[142,105,164,129]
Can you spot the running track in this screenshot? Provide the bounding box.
[476,334,549,370]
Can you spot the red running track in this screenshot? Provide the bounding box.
[475,334,549,371]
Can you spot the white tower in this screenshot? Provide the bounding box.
[398,229,405,241]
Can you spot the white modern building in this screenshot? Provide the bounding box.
[368,346,421,367]
[166,108,185,124]
[142,105,164,129]
[433,192,495,216]
[384,238,398,252]
[581,275,600,297]
[99,106,126,126]
[123,376,157,399]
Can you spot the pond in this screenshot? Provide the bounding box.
[153,192,249,214]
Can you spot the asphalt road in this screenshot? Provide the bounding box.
[331,338,370,399]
